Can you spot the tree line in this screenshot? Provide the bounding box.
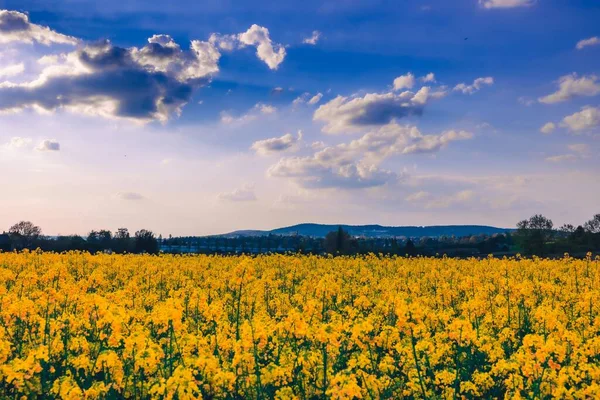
[1,213,599,257]
[0,222,159,254]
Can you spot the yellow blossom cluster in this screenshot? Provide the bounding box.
[0,251,599,399]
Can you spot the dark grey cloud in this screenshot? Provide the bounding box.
[251,131,302,155]
[0,38,217,121]
[313,87,444,133]
[36,139,60,151]
[0,10,78,45]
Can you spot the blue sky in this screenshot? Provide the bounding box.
[0,0,599,236]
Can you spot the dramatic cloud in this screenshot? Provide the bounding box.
[238,25,286,70]
[303,31,321,45]
[539,74,600,104]
[0,62,24,78]
[314,86,443,133]
[36,139,60,151]
[576,37,600,50]
[0,10,79,45]
[540,122,556,134]
[251,131,302,155]
[131,34,221,81]
[268,123,472,190]
[218,184,257,202]
[393,73,415,90]
[0,15,285,121]
[561,106,600,132]
[116,192,144,200]
[479,0,535,9]
[453,77,494,94]
[308,93,323,105]
[0,38,220,122]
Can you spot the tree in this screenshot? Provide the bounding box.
[8,221,42,249]
[584,214,600,234]
[113,228,132,253]
[324,226,354,255]
[0,232,10,252]
[515,214,554,255]
[135,229,159,254]
[404,239,417,256]
[87,230,113,252]
[559,224,576,235]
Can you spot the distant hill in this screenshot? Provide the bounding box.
[223,224,513,239]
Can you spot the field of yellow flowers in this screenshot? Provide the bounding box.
[0,251,599,399]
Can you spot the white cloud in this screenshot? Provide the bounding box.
[238,24,286,70]
[208,33,238,51]
[420,73,436,83]
[405,191,430,202]
[303,30,321,45]
[209,25,287,70]
[518,96,535,106]
[221,103,277,125]
[0,10,79,45]
[256,103,277,114]
[251,131,302,155]
[400,129,473,154]
[116,192,145,201]
[314,85,443,134]
[218,184,257,202]
[393,73,415,90]
[545,154,578,163]
[540,122,556,134]
[268,156,400,190]
[292,92,310,107]
[220,111,256,125]
[539,74,600,104]
[36,139,60,151]
[561,106,600,132]
[311,141,326,150]
[568,143,590,155]
[2,136,32,150]
[479,0,535,9]
[268,123,472,190]
[576,37,600,50]
[0,62,24,78]
[308,93,323,105]
[453,77,494,94]
[545,143,590,163]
